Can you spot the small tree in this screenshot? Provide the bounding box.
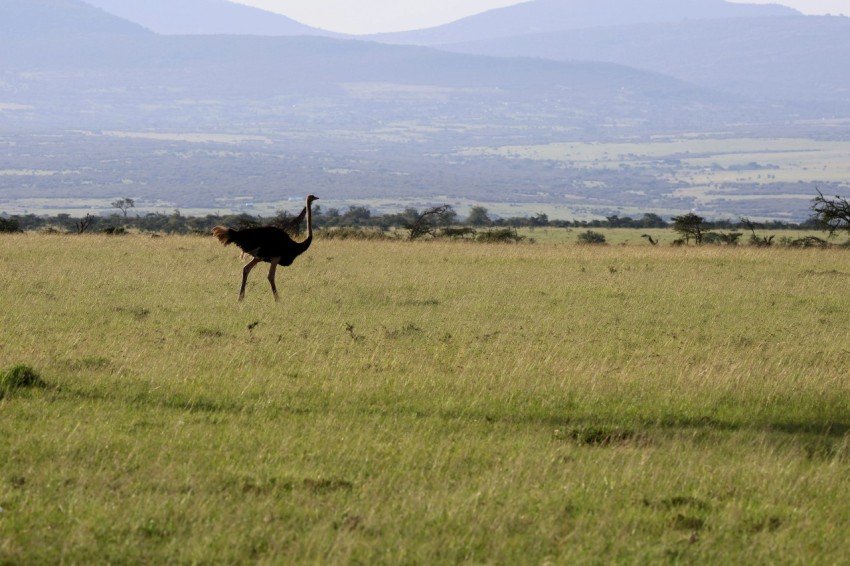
[741,217,774,247]
[75,214,94,234]
[0,217,21,233]
[406,205,454,240]
[671,213,705,244]
[640,213,667,228]
[467,206,491,226]
[811,190,850,237]
[112,198,135,217]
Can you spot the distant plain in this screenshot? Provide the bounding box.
[3,132,849,222]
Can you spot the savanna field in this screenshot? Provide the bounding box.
[2,232,850,564]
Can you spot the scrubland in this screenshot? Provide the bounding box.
[1,233,849,563]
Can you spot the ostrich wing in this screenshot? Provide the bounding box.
[229,226,298,261]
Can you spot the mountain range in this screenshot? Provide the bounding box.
[441,15,850,104]
[2,0,748,133]
[2,0,849,220]
[74,0,800,42]
[79,0,341,37]
[56,0,850,106]
[368,0,800,45]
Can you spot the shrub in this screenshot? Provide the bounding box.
[778,235,830,248]
[440,227,477,240]
[476,228,525,243]
[1,364,46,392]
[811,190,850,236]
[749,234,775,247]
[0,217,22,233]
[703,231,743,245]
[317,227,398,241]
[405,205,455,240]
[576,230,607,245]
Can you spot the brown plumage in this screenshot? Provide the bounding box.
[213,194,318,301]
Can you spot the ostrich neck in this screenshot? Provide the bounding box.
[295,199,314,255]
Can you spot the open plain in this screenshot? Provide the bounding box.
[1,233,849,563]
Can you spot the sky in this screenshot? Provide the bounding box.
[233,0,850,34]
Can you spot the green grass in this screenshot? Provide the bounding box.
[2,233,850,563]
[518,227,830,246]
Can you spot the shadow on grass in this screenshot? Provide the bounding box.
[422,401,850,442]
[51,383,245,415]
[43,381,850,445]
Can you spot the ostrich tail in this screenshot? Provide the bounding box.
[212,226,233,246]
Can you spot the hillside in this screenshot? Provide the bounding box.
[80,0,342,37]
[441,15,850,105]
[0,0,738,133]
[0,0,149,36]
[368,0,800,45]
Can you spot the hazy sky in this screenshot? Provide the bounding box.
[233,0,850,34]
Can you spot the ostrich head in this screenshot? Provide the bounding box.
[307,194,319,205]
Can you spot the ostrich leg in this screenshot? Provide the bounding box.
[239,257,261,301]
[267,258,281,302]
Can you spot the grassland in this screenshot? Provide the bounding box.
[462,137,850,185]
[461,136,850,219]
[2,233,850,563]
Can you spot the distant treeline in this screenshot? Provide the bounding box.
[0,204,823,236]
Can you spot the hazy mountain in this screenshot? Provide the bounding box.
[3,0,844,220]
[1,0,149,36]
[441,15,850,104]
[368,0,800,45]
[80,0,343,37]
[1,0,745,134]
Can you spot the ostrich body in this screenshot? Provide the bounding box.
[213,194,318,301]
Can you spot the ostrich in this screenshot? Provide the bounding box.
[238,205,307,262]
[213,194,318,301]
[641,234,658,245]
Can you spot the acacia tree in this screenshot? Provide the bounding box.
[406,205,454,240]
[811,190,850,237]
[671,213,705,244]
[112,198,135,217]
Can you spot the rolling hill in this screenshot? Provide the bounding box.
[1,0,745,133]
[440,15,850,105]
[367,0,800,45]
[1,0,150,36]
[79,0,342,37]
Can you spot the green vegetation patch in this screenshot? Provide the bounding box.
[0,364,46,393]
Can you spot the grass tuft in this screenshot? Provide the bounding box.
[0,364,46,392]
[556,425,638,446]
